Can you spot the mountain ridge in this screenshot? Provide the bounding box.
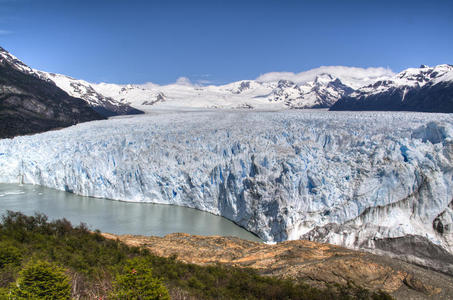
[0,47,143,117]
[0,48,105,139]
[331,64,453,112]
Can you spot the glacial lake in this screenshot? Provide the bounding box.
[0,183,261,242]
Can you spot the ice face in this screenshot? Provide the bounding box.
[0,110,452,255]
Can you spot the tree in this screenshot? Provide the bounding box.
[10,260,71,299]
[112,257,170,300]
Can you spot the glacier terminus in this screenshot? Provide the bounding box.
[0,110,453,272]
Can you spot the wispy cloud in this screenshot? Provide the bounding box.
[196,79,213,85]
[189,74,217,86]
[0,29,12,35]
[175,76,193,86]
[174,76,217,87]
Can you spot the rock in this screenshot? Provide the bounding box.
[102,233,452,299]
[403,274,441,295]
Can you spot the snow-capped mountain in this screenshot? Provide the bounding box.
[266,74,354,108]
[35,71,144,117]
[0,46,39,77]
[0,47,143,117]
[0,47,104,138]
[4,45,452,114]
[1,110,453,273]
[331,64,453,112]
[1,46,399,112]
[88,66,394,111]
[91,74,360,111]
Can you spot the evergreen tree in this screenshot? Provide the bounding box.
[112,257,170,300]
[10,260,71,299]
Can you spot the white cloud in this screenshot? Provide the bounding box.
[174,76,213,87]
[256,66,395,89]
[138,82,161,89]
[0,29,12,35]
[175,76,193,86]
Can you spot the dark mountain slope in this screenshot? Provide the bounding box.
[331,64,453,113]
[330,82,453,112]
[0,57,105,139]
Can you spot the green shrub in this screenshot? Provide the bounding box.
[0,287,10,299]
[112,257,170,300]
[10,260,71,299]
[0,244,22,268]
[372,291,394,300]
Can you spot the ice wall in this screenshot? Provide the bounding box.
[0,110,452,256]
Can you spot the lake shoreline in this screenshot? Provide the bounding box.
[0,183,261,241]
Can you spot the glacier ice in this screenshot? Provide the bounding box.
[0,110,453,257]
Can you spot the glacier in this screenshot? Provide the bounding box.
[0,110,453,263]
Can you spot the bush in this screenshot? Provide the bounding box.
[0,287,10,298]
[0,244,22,268]
[112,257,170,300]
[10,260,71,299]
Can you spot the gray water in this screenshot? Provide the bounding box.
[0,183,261,242]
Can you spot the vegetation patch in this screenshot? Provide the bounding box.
[0,211,393,299]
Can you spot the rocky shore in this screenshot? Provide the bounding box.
[102,232,453,299]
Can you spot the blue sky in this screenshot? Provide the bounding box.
[1,0,452,85]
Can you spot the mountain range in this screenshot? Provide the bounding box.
[1,45,452,139]
[21,48,450,113]
[90,63,453,112]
